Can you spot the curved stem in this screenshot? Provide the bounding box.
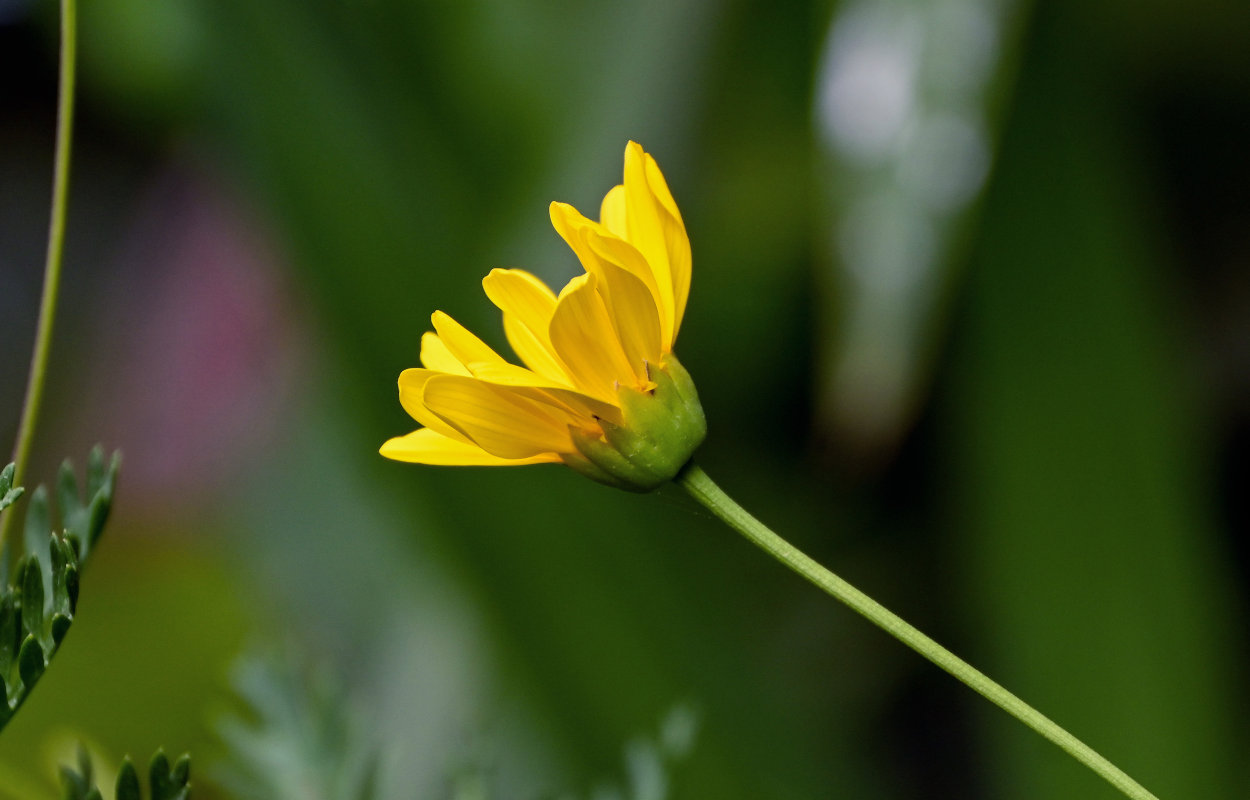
[676,462,1159,800]
[2,0,78,554]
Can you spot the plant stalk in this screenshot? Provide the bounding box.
[2,0,78,554]
[676,462,1159,800]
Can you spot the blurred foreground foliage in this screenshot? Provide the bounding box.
[213,654,377,800]
[60,747,190,800]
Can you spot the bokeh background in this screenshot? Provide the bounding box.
[1,0,1248,797]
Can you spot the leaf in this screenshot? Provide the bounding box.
[17,634,46,690]
[59,747,191,800]
[22,487,52,599]
[0,464,22,513]
[946,18,1238,796]
[116,760,141,800]
[58,747,95,800]
[57,461,84,544]
[21,555,46,643]
[51,535,78,617]
[151,751,191,800]
[0,595,17,680]
[0,450,121,734]
[213,653,375,800]
[66,447,121,562]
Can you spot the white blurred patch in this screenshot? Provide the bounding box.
[817,3,922,163]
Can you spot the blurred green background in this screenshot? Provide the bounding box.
[1,0,1247,797]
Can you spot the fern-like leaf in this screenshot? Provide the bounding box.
[0,448,120,733]
[0,464,23,513]
[214,653,377,800]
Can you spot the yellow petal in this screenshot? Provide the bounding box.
[468,361,623,426]
[622,142,676,343]
[503,314,567,380]
[548,273,637,402]
[482,268,558,332]
[549,202,603,280]
[549,203,621,316]
[600,184,627,237]
[641,149,684,225]
[380,428,561,465]
[595,261,662,382]
[581,228,664,362]
[397,368,474,443]
[481,268,568,381]
[582,226,665,317]
[423,374,577,459]
[564,208,661,308]
[430,311,508,372]
[550,204,664,366]
[643,152,691,341]
[420,332,470,374]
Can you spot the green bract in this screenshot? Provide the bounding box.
[565,354,706,492]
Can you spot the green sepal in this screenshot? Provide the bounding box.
[568,353,706,492]
[559,451,632,490]
[566,429,660,492]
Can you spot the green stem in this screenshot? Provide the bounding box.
[676,462,1159,800]
[2,0,78,554]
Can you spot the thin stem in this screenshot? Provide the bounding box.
[2,0,78,553]
[676,462,1159,800]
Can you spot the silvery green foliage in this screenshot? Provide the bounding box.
[450,704,699,800]
[215,648,696,800]
[0,448,119,733]
[59,746,190,800]
[561,705,699,800]
[214,654,378,800]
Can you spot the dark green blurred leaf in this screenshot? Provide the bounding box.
[58,746,96,800]
[116,760,141,800]
[148,751,191,800]
[58,746,189,800]
[945,8,1239,797]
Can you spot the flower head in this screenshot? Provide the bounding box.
[380,142,705,491]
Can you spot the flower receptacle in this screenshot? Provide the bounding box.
[563,354,706,492]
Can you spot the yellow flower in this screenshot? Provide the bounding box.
[380,141,706,491]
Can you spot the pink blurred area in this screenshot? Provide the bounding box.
[57,160,308,518]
